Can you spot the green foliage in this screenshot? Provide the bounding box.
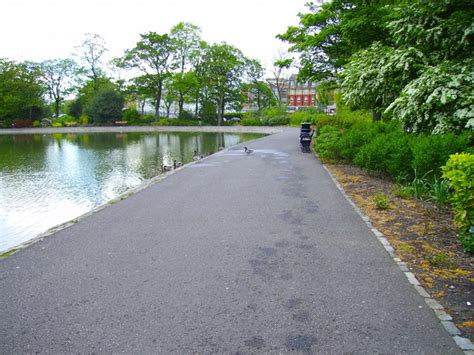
[314,125,341,162]
[51,114,77,127]
[79,114,89,126]
[426,252,452,268]
[240,117,262,126]
[353,130,413,179]
[85,88,124,124]
[385,59,474,133]
[372,194,390,210]
[0,59,45,124]
[122,107,140,121]
[410,132,471,179]
[442,153,474,252]
[392,184,412,199]
[430,178,451,208]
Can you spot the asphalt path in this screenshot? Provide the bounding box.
[0,128,460,353]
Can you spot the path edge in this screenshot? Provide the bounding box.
[320,161,474,353]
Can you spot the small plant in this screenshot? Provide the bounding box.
[426,252,453,267]
[406,169,431,199]
[392,184,412,199]
[429,178,451,208]
[399,244,415,253]
[372,193,390,210]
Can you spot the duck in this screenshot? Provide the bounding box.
[161,163,172,172]
[173,160,183,169]
[192,150,201,161]
[244,146,254,154]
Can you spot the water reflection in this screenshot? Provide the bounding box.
[0,131,264,252]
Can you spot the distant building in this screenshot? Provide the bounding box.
[286,74,316,110]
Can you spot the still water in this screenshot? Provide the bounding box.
[0,131,264,252]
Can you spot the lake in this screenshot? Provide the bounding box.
[0,131,264,252]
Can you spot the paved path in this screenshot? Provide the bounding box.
[0,129,460,353]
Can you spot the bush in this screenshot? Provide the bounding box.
[79,114,89,126]
[442,153,474,253]
[85,89,124,124]
[372,194,390,209]
[241,117,262,126]
[314,125,342,161]
[337,122,378,162]
[122,108,140,122]
[33,120,41,127]
[411,132,471,179]
[289,111,314,126]
[353,131,413,179]
[51,114,77,127]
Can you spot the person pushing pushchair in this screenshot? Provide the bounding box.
[299,122,314,153]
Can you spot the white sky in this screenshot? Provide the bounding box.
[1,0,308,75]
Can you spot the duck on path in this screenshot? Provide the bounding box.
[173,160,183,169]
[161,163,172,172]
[244,147,253,154]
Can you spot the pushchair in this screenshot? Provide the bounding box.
[299,122,314,153]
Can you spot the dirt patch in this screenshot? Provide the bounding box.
[325,163,473,341]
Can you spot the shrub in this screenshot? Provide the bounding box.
[33,120,41,127]
[337,122,378,162]
[314,125,342,161]
[85,89,124,124]
[354,131,413,179]
[241,117,262,126]
[411,132,471,179]
[51,115,77,127]
[122,108,140,122]
[289,111,314,126]
[442,153,474,253]
[79,114,89,126]
[372,193,390,210]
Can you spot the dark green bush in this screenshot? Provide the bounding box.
[123,108,140,122]
[337,122,378,161]
[354,131,413,179]
[411,132,471,179]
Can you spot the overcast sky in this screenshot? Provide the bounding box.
[1,0,309,74]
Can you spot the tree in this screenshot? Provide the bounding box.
[85,88,124,123]
[38,58,81,118]
[200,43,246,125]
[170,22,202,117]
[267,52,292,106]
[0,59,44,125]
[76,33,108,84]
[342,0,474,130]
[243,58,275,111]
[69,77,117,118]
[117,32,175,118]
[278,0,391,82]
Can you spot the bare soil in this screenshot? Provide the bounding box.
[325,163,474,341]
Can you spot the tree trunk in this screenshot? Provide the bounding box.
[372,108,381,121]
[217,94,224,126]
[155,82,163,119]
[178,92,184,118]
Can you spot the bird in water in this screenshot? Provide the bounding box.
[244,146,253,154]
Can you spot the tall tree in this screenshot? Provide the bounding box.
[200,43,246,125]
[76,33,108,84]
[38,58,81,118]
[278,0,391,82]
[0,59,44,124]
[267,52,292,106]
[170,22,202,117]
[118,32,175,118]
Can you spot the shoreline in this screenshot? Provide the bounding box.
[0,125,282,135]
